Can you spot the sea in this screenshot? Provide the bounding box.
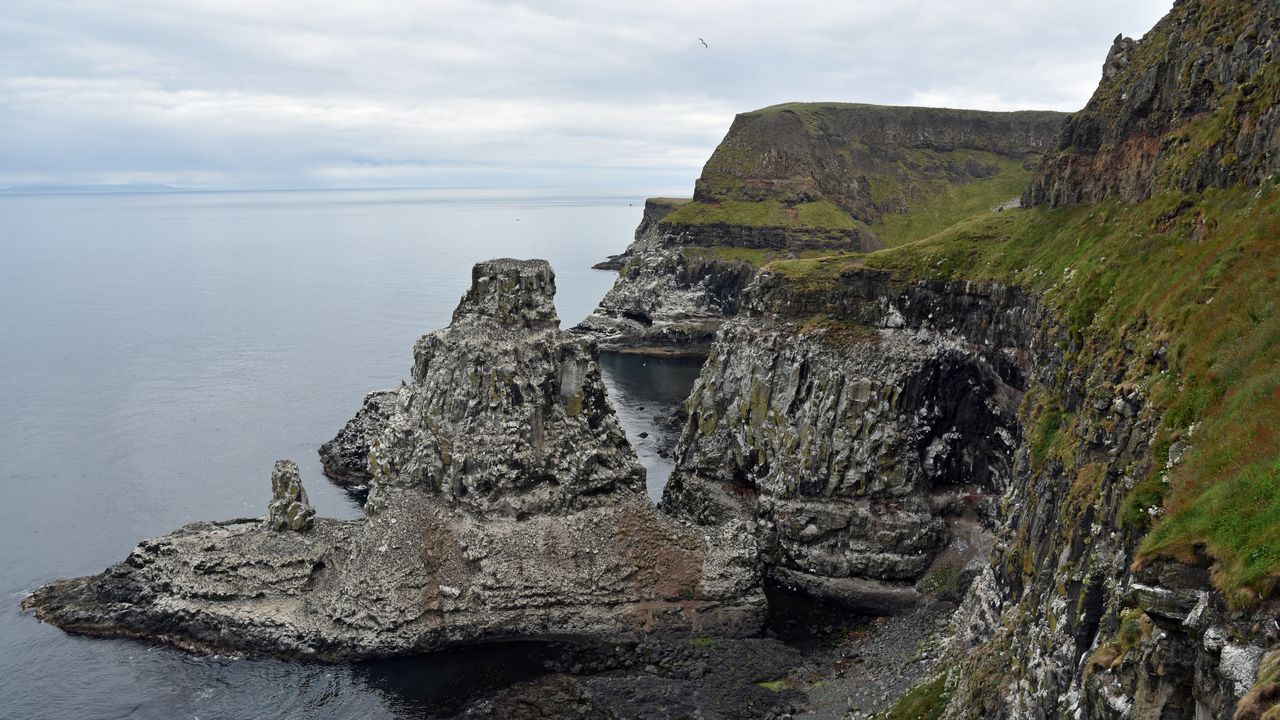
[0,189,703,719]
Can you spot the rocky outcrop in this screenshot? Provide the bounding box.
[590,198,688,270]
[267,460,315,532]
[319,389,396,489]
[1025,0,1280,206]
[576,241,758,356]
[577,197,761,355]
[661,267,1035,613]
[577,105,1066,356]
[24,259,764,659]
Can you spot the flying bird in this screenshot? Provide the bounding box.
[698,37,708,48]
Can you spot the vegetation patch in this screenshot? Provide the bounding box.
[874,156,1033,247]
[756,678,790,692]
[879,673,951,720]
[857,182,1280,606]
[663,199,858,230]
[1084,609,1152,678]
[795,314,879,346]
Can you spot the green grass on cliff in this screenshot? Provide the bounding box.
[769,181,1280,605]
[879,674,950,720]
[677,147,1036,247]
[662,198,860,230]
[854,182,1280,606]
[873,156,1033,247]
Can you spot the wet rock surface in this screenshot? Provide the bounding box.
[24,259,764,660]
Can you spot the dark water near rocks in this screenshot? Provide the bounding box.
[0,189,699,719]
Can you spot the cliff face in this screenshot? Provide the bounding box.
[694,104,1065,225]
[1026,0,1280,206]
[575,198,756,356]
[660,2,1280,717]
[662,270,1035,614]
[26,260,763,659]
[578,106,1066,356]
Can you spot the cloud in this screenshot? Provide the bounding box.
[0,0,1173,190]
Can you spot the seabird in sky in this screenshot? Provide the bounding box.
[698,37,708,48]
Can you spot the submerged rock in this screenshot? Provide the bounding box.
[266,460,315,532]
[24,258,764,659]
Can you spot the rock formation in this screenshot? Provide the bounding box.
[661,268,1033,614]
[577,105,1066,356]
[266,459,315,532]
[24,259,763,659]
[1025,0,1280,206]
[318,389,396,489]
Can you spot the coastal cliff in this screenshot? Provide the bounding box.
[661,271,1035,614]
[578,105,1066,355]
[657,0,1280,715]
[22,0,1280,716]
[25,260,762,660]
[1026,0,1280,206]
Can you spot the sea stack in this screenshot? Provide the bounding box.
[24,259,764,659]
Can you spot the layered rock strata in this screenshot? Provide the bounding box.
[661,267,1033,613]
[1025,0,1280,206]
[24,259,763,659]
[577,106,1065,355]
[693,104,1065,222]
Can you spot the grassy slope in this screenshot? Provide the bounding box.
[664,156,1034,244]
[669,101,1049,244]
[663,199,860,230]
[874,157,1031,246]
[770,180,1280,605]
[879,674,951,720]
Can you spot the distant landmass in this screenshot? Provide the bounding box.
[0,182,184,195]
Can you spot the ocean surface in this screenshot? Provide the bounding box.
[0,189,702,719]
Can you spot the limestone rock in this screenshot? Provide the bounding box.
[266,460,315,532]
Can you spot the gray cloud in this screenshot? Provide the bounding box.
[0,0,1172,190]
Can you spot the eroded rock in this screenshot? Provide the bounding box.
[662,267,1032,613]
[266,460,315,532]
[24,259,764,659]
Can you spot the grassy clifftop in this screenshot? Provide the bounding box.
[766,180,1280,606]
[661,103,1065,249]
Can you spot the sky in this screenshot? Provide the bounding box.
[0,0,1174,193]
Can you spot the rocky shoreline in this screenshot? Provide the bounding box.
[25,259,763,661]
[23,1,1280,716]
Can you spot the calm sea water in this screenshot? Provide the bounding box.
[0,189,701,719]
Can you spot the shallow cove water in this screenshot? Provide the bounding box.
[0,189,699,719]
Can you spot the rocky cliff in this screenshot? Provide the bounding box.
[1025,0,1280,206]
[25,259,763,660]
[661,270,1034,614]
[578,105,1066,355]
[649,1,1280,716]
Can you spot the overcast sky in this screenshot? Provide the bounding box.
[1,0,1173,192]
